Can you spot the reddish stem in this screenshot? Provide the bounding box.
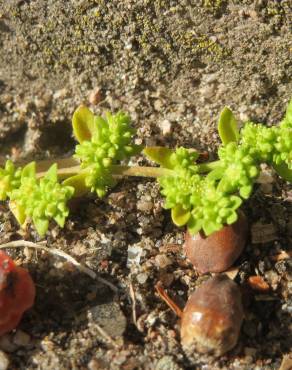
[155,281,183,318]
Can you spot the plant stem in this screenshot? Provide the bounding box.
[197,160,222,173]
[36,157,79,172]
[37,164,174,180]
[110,165,173,178]
[36,161,220,179]
[37,165,81,179]
[1,154,221,179]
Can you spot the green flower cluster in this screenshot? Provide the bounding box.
[187,182,242,236]
[9,163,74,237]
[159,172,201,211]
[158,148,243,236]
[241,123,278,163]
[83,166,116,198]
[75,111,141,197]
[241,117,291,170]
[0,160,21,201]
[168,147,199,174]
[157,101,291,236]
[160,173,243,236]
[218,142,259,199]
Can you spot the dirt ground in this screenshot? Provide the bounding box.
[0,0,291,369]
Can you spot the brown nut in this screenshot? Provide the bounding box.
[184,211,248,274]
[181,274,244,357]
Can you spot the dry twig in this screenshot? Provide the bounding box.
[95,323,120,349]
[0,240,118,292]
[129,281,138,327]
[155,281,183,318]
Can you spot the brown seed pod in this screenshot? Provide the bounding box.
[180,274,244,356]
[184,211,248,274]
[156,274,244,357]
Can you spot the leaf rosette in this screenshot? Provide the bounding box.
[72,107,141,197]
[9,163,74,237]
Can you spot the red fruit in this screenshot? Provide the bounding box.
[184,211,248,274]
[181,275,244,356]
[156,275,244,357]
[0,251,35,335]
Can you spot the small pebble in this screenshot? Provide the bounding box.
[88,302,126,338]
[257,169,274,184]
[154,99,164,111]
[159,119,172,135]
[127,245,143,267]
[136,272,149,284]
[89,87,102,105]
[13,330,31,347]
[155,355,182,370]
[265,270,279,290]
[155,254,173,269]
[87,358,107,370]
[0,351,9,370]
[0,335,17,353]
[199,85,214,99]
[53,88,67,99]
[137,200,153,212]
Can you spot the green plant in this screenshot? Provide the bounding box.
[9,163,74,236]
[70,106,142,197]
[0,100,291,237]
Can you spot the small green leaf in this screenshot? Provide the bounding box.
[202,221,221,236]
[63,173,89,197]
[206,167,225,181]
[171,204,191,226]
[226,211,238,225]
[21,162,36,179]
[95,115,108,132]
[44,164,58,182]
[239,185,252,199]
[54,214,66,228]
[33,216,49,237]
[273,162,292,182]
[217,177,230,192]
[218,107,239,146]
[9,201,26,225]
[187,216,202,235]
[72,105,96,143]
[143,147,175,169]
[230,195,242,209]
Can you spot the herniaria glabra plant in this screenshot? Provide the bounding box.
[0,99,291,238]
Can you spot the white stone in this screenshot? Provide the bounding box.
[0,351,9,370]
